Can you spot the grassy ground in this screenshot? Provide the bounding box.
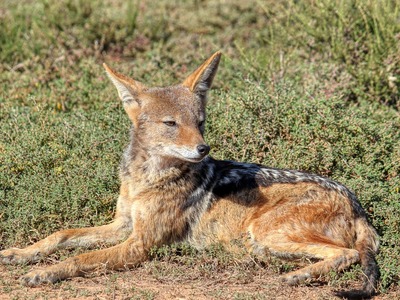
[0,0,399,298]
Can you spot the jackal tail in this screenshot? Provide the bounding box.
[355,216,379,294]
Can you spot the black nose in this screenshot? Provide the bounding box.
[197,144,210,156]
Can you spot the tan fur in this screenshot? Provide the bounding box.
[0,52,378,294]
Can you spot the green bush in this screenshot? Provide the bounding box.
[251,0,400,107]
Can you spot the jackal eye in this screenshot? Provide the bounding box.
[163,121,177,127]
[198,120,205,127]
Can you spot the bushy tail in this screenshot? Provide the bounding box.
[355,217,379,295]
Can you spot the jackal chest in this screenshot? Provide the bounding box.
[123,184,205,244]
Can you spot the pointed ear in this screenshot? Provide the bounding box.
[103,63,146,105]
[182,51,221,98]
[103,63,147,126]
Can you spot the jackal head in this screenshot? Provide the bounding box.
[104,52,221,164]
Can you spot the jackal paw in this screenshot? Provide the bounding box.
[0,248,40,265]
[281,272,311,286]
[20,269,59,286]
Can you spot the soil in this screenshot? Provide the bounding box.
[1,260,399,300]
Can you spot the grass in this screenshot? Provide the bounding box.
[0,0,399,298]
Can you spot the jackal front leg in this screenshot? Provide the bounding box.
[0,218,130,265]
[20,237,147,286]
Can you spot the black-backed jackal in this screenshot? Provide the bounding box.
[0,52,379,295]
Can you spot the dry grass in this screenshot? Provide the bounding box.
[1,244,399,299]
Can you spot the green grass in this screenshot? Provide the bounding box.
[0,0,399,295]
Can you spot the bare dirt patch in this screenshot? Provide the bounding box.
[1,259,399,300]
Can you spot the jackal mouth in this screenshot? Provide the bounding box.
[167,147,208,163]
[183,156,207,163]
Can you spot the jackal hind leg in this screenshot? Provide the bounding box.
[0,218,130,265]
[255,240,360,285]
[20,237,146,286]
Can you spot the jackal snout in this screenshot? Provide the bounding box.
[164,138,210,163]
[166,123,210,162]
[172,143,210,162]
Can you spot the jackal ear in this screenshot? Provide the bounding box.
[182,51,221,98]
[103,63,146,105]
